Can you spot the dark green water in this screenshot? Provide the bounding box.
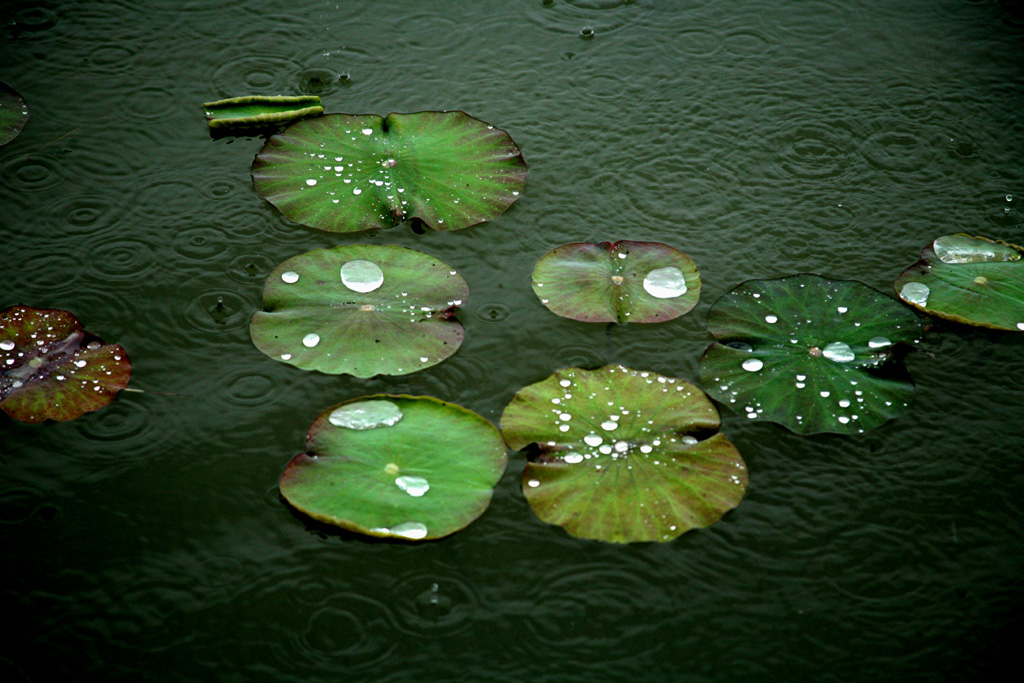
[2,0,1023,680]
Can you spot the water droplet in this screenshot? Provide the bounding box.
[642,267,687,299]
[614,440,628,453]
[302,333,320,347]
[305,178,317,186]
[0,340,14,351]
[361,128,373,135]
[280,353,292,360]
[601,420,617,430]
[584,434,603,447]
[839,399,851,408]
[353,188,362,195]
[340,259,384,293]
[527,479,540,488]
[564,453,584,464]
[395,475,430,497]
[329,400,403,429]
[742,358,763,372]
[728,342,753,352]
[75,359,87,368]
[559,378,571,387]
[822,341,855,363]
[765,315,778,324]
[281,270,299,283]
[900,281,930,306]
[390,521,428,539]
[933,235,1021,264]
[820,390,830,398]
[579,25,595,39]
[1017,322,1024,331]
[837,306,848,314]
[868,336,891,348]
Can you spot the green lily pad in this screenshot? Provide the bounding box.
[202,95,323,131]
[894,234,1024,331]
[531,240,701,323]
[280,395,508,541]
[698,274,922,435]
[1,305,131,423]
[500,365,747,543]
[252,110,526,233]
[250,244,468,377]
[1,82,30,146]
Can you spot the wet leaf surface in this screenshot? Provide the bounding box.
[250,245,468,377]
[699,274,922,434]
[252,110,526,233]
[280,395,508,541]
[531,240,700,323]
[0,82,30,146]
[500,365,747,543]
[894,234,1024,331]
[1,305,131,423]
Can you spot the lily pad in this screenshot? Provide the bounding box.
[1,82,30,146]
[531,240,701,323]
[894,234,1024,331]
[250,244,468,377]
[1,305,131,423]
[202,95,323,131]
[252,110,526,233]
[500,365,747,543]
[279,395,508,540]
[698,274,922,434]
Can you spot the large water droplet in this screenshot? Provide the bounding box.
[742,358,763,372]
[933,235,1020,264]
[584,434,603,447]
[868,336,891,348]
[340,259,384,293]
[395,475,430,497]
[1017,322,1024,331]
[0,340,14,351]
[390,521,428,539]
[564,452,584,464]
[600,420,617,430]
[302,333,320,347]
[900,281,930,306]
[822,341,855,363]
[281,270,299,283]
[328,400,403,429]
[642,267,687,299]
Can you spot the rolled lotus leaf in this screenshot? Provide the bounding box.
[202,95,323,130]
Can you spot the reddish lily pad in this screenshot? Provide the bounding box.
[280,395,508,541]
[1,305,131,423]
[252,110,526,233]
[500,365,747,543]
[531,240,701,323]
[250,245,468,377]
[1,82,30,146]
[894,234,1024,331]
[699,274,922,434]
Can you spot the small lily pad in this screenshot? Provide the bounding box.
[531,240,701,323]
[250,245,468,377]
[500,365,747,543]
[202,95,323,131]
[1,305,131,423]
[698,274,922,434]
[894,234,1024,331]
[280,395,508,541]
[1,82,30,146]
[252,110,526,233]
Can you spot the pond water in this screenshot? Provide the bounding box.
[2,0,1023,680]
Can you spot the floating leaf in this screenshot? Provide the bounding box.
[500,365,747,543]
[250,244,468,377]
[698,274,922,434]
[252,110,526,233]
[280,395,508,541]
[202,95,323,131]
[1,81,30,146]
[531,240,701,323]
[894,234,1024,331]
[1,305,131,423]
